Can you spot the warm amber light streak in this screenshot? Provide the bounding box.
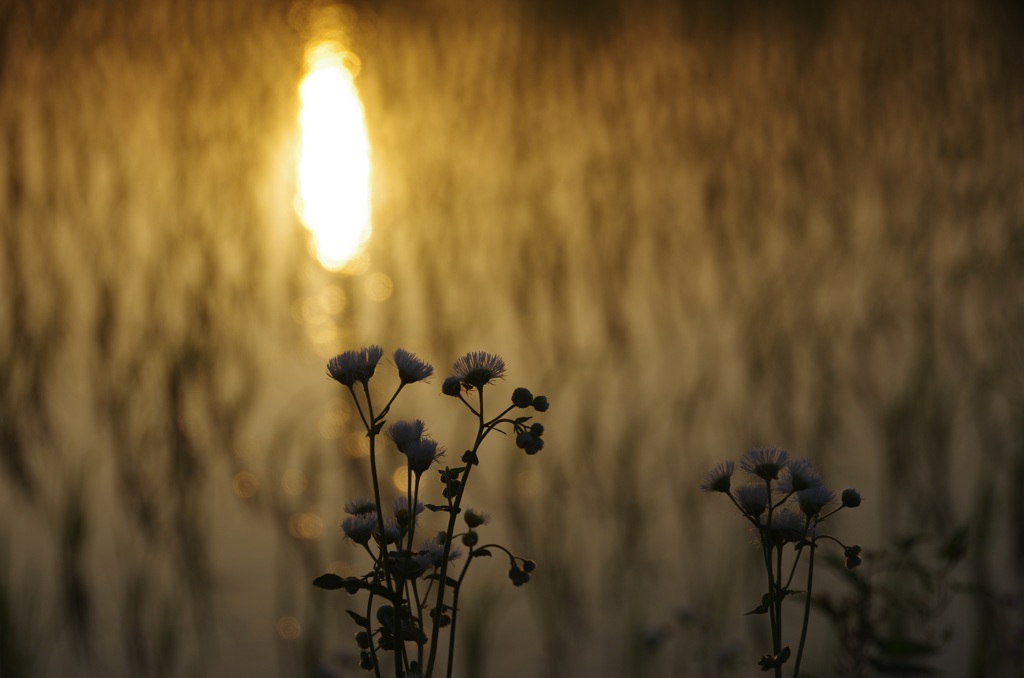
[296,42,372,270]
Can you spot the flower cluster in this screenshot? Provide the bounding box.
[315,347,549,678]
[701,447,862,677]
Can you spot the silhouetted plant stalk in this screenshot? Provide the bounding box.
[701,448,863,677]
[313,347,548,678]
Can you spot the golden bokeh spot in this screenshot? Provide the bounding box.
[344,434,371,459]
[282,469,309,496]
[329,560,353,577]
[392,466,410,493]
[296,40,372,271]
[318,285,347,314]
[232,471,259,499]
[276,616,301,641]
[364,272,393,302]
[288,512,324,540]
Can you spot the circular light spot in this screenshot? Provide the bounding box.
[319,285,346,314]
[288,512,324,540]
[232,471,259,499]
[345,434,370,459]
[392,466,409,493]
[282,469,309,496]
[364,272,393,302]
[276,616,301,640]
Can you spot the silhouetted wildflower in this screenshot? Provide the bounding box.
[344,497,377,515]
[464,509,490,528]
[700,461,735,493]
[327,345,384,387]
[451,351,506,388]
[735,483,769,518]
[342,513,377,545]
[393,496,425,526]
[740,446,790,480]
[404,438,444,476]
[394,348,434,384]
[776,458,823,493]
[387,420,426,452]
[796,486,835,517]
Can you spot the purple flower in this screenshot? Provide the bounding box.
[699,461,735,494]
[451,351,506,389]
[404,438,444,476]
[386,420,426,453]
[776,458,823,494]
[740,447,790,481]
[327,345,384,387]
[796,486,835,517]
[735,483,769,518]
[394,348,433,384]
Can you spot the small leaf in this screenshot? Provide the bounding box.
[346,610,370,628]
[425,504,453,513]
[744,592,772,615]
[474,548,492,557]
[313,574,347,590]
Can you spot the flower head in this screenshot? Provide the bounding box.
[775,458,823,494]
[374,519,402,545]
[327,346,384,387]
[392,496,425,526]
[751,508,813,546]
[415,533,461,570]
[386,420,426,453]
[341,513,377,545]
[841,488,862,508]
[699,461,735,494]
[740,447,790,481]
[464,508,490,528]
[393,348,433,384]
[796,485,835,517]
[344,497,377,515]
[734,483,769,518]
[441,376,463,397]
[404,438,444,476]
[451,351,506,389]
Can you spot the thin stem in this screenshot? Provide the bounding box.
[446,550,477,678]
[425,387,488,677]
[775,540,784,677]
[361,382,403,678]
[793,537,817,678]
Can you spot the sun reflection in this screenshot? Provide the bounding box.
[296,41,372,270]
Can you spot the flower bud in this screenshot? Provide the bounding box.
[441,376,462,397]
[511,387,534,407]
[531,395,549,412]
[841,488,862,508]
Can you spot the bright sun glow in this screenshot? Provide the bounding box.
[296,42,372,271]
